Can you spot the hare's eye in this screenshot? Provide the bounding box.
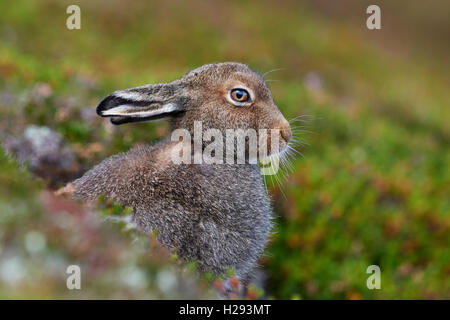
[230,88,250,104]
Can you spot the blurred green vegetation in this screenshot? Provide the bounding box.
[0,0,449,299]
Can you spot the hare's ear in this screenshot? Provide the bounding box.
[96,83,185,125]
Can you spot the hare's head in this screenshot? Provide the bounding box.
[97,62,291,156]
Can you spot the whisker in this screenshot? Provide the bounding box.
[260,113,313,194]
[291,130,314,135]
[262,68,284,78]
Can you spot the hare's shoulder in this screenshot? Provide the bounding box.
[72,144,160,202]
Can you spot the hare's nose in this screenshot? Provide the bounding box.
[280,121,292,143]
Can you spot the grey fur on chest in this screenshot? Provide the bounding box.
[133,163,273,278]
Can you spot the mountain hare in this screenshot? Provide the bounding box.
[72,62,292,286]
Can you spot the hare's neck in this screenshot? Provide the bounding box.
[156,138,264,170]
[165,127,264,165]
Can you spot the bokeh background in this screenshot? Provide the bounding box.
[0,0,449,299]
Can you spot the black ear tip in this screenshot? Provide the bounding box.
[96,95,113,116]
[110,117,125,125]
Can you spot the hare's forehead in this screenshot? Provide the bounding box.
[225,72,271,97]
[184,70,271,99]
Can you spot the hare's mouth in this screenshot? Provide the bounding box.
[264,133,290,157]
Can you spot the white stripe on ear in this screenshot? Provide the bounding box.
[101,103,179,118]
[114,91,148,101]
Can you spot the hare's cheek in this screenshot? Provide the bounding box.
[263,130,276,156]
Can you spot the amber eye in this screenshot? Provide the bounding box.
[230,88,250,103]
